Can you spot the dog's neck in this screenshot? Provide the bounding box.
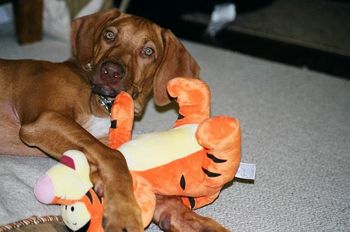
[98,95,114,113]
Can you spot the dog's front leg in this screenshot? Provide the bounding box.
[19,111,143,232]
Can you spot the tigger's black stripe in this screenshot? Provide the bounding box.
[180,175,186,190]
[85,190,93,203]
[202,168,221,177]
[91,188,103,203]
[207,153,227,163]
[188,197,196,209]
[110,120,117,128]
[177,113,184,120]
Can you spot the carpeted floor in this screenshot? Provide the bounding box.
[1,20,350,231]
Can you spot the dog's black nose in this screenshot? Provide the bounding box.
[101,61,125,80]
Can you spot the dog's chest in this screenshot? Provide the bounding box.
[82,116,110,139]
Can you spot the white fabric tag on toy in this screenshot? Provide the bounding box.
[235,162,256,180]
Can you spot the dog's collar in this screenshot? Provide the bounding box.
[98,95,114,113]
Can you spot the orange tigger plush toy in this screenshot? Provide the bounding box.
[34,77,241,231]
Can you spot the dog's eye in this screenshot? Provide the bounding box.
[104,31,115,41]
[144,47,153,56]
[141,47,154,57]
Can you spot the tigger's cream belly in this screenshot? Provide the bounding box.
[118,124,201,171]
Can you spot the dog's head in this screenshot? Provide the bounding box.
[71,8,200,116]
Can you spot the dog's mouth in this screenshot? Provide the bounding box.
[89,60,143,115]
[91,83,119,97]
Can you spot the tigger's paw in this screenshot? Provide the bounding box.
[167,77,210,126]
[196,116,241,185]
[111,91,134,123]
[196,116,240,152]
[109,91,134,149]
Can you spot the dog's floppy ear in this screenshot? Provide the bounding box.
[153,29,200,106]
[70,8,122,70]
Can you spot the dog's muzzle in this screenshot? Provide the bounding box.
[100,61,125,81]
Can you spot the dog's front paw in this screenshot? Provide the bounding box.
[102,161,143,232]
[102,184,143,232]
[103,200,143,232]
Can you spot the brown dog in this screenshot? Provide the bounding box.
[0,8,227,232]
